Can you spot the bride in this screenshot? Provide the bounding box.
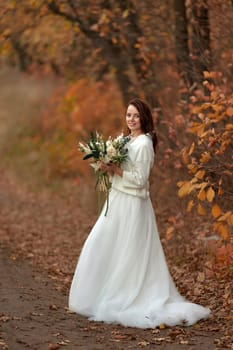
[69,98,210,328]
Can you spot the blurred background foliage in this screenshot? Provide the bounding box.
[0,0,233,240]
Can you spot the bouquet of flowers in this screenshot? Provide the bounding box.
[79,131,130,215]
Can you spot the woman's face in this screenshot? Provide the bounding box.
[126,104,142,135]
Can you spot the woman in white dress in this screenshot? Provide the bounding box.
[69,98,210,328]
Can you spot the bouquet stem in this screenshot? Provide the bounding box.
[96,173,111,216]
[104,175,110,217]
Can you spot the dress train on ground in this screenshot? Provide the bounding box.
[69,189,210,328]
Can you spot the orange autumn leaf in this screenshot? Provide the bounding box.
[177,181,184,188]
[197,189,206,201]
[203,71,217,79]
[166,227,174,240]
[217,224,228,240]
[178,182,192,198]
[188,142,195,155]
[195,170,206,179]
[191,107,201,114]
[200,152,211,163]
[226,106,233,117]
[226,123,233,130]
[206,187,215,202]
[218,187,224,195]
[197,125,206,137]
[210,91,218,100]
[228,214,233,226]
[218,211,232,221]
[211,204,222,218]
[187,164,199,174]
[187,199,195,212]
[197,203,206,216]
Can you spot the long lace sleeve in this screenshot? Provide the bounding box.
[122,143,154,189]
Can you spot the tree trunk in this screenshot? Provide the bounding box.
[11,38,31,71]
[173,0,193,85]
[190,0,211,82]
[104,45,140,105]
[120,1,161,108]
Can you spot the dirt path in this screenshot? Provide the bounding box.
[0,168,223,350]
[0,245,217,350]
[1,244,85,350]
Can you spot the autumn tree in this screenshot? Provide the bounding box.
[173,0,211,86]
[189,0,211,82]
[0,0,175,108]
[173,0,193,85]
[178,72,233,240]
[46,0,165,107]
[0,1,100,77]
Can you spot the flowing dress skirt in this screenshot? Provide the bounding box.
[69,189,210,328]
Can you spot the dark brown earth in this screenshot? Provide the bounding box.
[0,246,218,350]
[0,169,230,350]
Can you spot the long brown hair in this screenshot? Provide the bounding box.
[126,98,158,153]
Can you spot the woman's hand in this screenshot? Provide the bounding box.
[99,162,113,176]
[99,162,123,177]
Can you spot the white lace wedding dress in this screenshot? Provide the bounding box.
[69,134,210,328]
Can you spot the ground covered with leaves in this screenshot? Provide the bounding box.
[0,168,232,350]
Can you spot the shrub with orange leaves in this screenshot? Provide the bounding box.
[178,71,233,240]
[40,78,124,178]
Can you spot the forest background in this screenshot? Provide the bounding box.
[0,1,233,348]
[1,0,232,239]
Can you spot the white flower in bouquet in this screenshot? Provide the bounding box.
[90,161,101,171]
[106,144,117,158]
[79,142,92,155]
